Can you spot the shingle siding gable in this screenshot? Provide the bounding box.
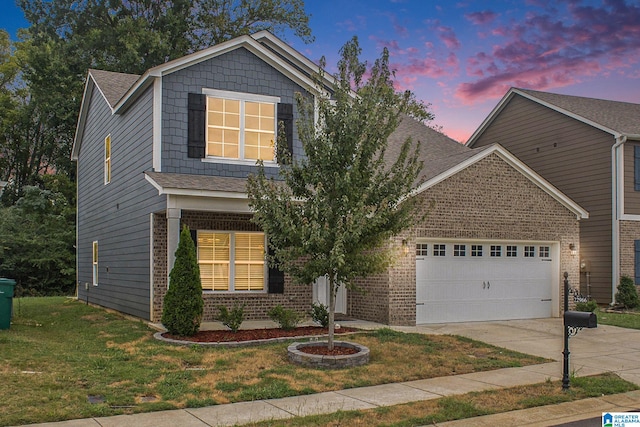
[161,47,306,178]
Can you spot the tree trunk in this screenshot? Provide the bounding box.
[328,273,336,351]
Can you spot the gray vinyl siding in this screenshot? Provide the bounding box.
[76,83,165,320]
[161,47,306,178]
[624,143,640,215]
[471,95,614,302]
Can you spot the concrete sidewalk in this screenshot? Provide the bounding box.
[18,318,640,427]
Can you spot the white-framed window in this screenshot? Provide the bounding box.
[416,243,428,256]
[454,244,466,256]
[506,245,517,257]
[433,244,446,257]
[203,89,279,162]
[524,246,535,257]
[197,231,265,291]
[104,134,111,184]
[490,245,502,257]
[539,246,550,257]
[92,241,99,286]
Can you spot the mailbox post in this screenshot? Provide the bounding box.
[562,272,597,390]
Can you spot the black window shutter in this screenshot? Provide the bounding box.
[635,240,640,285]
[277,103,293,164]
[267,243,284,294]
[188,93,206,158]
[634,146,640,191]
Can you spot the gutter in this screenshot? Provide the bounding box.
[611,134,627,305]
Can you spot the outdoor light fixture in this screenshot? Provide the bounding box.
[402,239,409,255]
[569,243,577,256]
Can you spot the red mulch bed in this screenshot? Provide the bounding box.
[163,326,359,343]
[297,345,359,356]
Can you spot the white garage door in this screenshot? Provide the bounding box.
[416,241,556,324]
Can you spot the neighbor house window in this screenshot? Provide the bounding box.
[491,245,502,257]
[197,231,265,291]
[205,90,277,162]
[471,245,483,257]
[506,245,517,257]
[539,246,550,257]
[454,244,466,256]
[104,135,111,184]
[92,241,99,286]
[524,246,535,257]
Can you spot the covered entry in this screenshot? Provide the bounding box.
[416,240,559,324]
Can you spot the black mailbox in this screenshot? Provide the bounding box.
[564,311,597,328]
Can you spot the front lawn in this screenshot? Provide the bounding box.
[1,297,547,426]
[596,307,640,329]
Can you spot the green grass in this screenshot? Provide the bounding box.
[246,373,638,427]
[0,297,547,426]
[596,308,640,329]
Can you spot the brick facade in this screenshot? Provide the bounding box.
[349,153,581,326]
[618,220,640,295]
[151,211,312,323]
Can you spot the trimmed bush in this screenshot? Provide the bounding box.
[575,300,598,312]
[161,226,204,336]
[217,304,245,333]
[268,305,301,331]
[616,275,639,309]
[310,302,329,327]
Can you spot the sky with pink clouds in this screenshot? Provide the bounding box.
[292,0,640,142]
[1,0,639,142]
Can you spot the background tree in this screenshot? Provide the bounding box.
[247,37,432,350]
[162,226,204,337]
[0,176,76,296]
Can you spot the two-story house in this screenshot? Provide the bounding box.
[467,88,640,305]
[72,33,587,326]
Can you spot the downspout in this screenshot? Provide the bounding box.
[611,135,627,305]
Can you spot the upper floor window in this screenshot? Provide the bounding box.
[204,90,278,162]
[104,135,111,184]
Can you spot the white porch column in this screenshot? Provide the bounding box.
[166,207,182,282]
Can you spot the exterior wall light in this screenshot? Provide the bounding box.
[569,243,577,256]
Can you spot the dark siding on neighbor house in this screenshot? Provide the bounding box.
[160,47,306,178]
[76,83,165,320]
[624,143,640,215]
[470,94,615,303]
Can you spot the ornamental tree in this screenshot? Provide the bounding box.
[162,225,204,336]
[247,37,432,349]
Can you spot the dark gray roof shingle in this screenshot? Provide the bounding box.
[387,115,479,184]
[145,171,249,193]
[89,69,141,108]
[518,88,640,136]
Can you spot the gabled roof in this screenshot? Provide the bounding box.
[387,115,478,184]
[72,32,333,160]
[467,88,640,146]
[89,69,141,108]
[412,143,589,220]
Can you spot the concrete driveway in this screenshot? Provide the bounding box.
[393,317,640,387]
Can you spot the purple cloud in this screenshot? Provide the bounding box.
[465,10,498,25]
[456,0,640,102]
[437,26,461,50]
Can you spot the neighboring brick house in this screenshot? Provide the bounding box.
[467,88,640,306]
[72,33,586,326]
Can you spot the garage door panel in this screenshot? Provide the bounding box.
[416,242,555,324]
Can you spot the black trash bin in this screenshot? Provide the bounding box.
[0,278,16,330]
